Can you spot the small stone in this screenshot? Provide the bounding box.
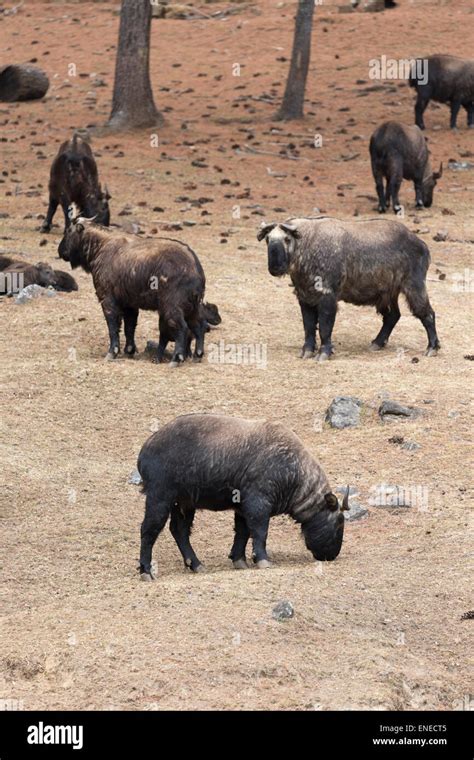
[272,601,294,621]
[128,469,142,486]
[379,400,421,420]
[433,230,449,242]
[401,441,421,451]
[326,396,363,429]
[344,499,368,521]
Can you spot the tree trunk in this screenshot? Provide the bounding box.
[0,65,49,102]
[275,0,315,121]
[107,0,162,131]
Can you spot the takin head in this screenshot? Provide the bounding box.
[257,222,301,276]
[58,204,97,271]
[420,162,443,208]
[300,488,349,561]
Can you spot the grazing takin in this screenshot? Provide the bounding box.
[58,206,207,365]
[257,217,440,361]
[409,55,474,129]
[137,413,348,580]
[0,256,56,295]
[41,134,111,233]
[370,121,442,213]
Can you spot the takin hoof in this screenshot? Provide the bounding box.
[185,562,205,573]
[255,559,272,569]
[369,341,385,352]
[232,558,249,570]
[105,351,118,362]
[193,353,203,363]
[40,224,51,233]
[124,346,137,358]
[140,572,155,582]
[425,346,439,357]
[315,351,330,363]
[300,348,315,359]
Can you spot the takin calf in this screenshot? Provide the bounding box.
[154,301,222,362]
[58,207,207,365]
[0,256,56,295]
[409,55,474,130]
[0,256,78,294]
[257,217,440,361]
[41,134,110,233]
[137,413,348,579]
[370,121,442,213]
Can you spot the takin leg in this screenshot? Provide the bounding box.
[189,319,206,362]
[228,512,251,569]
[123,307,139,357]
[298,299,318,358]
[139,494,172,580]
[41,197,59,232]
[101,297,122,360]
[169,506,204,572]
[415,93,429,130]
[372,166,387,213]
[162,311,188,367]
[465,103,474,128]
[388,171,404,215]
[240,494,272,568]
[370,300,401,350]
[450,99,462,129]
[404,287,440,356]
[316,295,337,362]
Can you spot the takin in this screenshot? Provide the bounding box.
[257,217,440,361]
[58,206,207,365]
[137,413,348,580]
[0,256,78,294]
[409,54,474,130]
[152,301,222,362]
[41,133,111,233]
[369,121,443,213]
[0,257,56,295]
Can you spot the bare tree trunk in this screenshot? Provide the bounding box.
[107,0,162,131]
[275,0,315,121]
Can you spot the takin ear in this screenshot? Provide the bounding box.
[257,222,276,241]
[280,223,301,240]
[324,492,339,512]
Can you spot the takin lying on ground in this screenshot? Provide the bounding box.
[58,206,208,366]
[257,217,440,361]
[409,54,474,130]
[41,133,111,234]
[369,121,442,213]
[0,255,78,294]
[137,413,348,580]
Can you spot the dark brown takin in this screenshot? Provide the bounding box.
[369,121,442,213]
[137,413,348,580]
[257,217,440,361]
[58,205,207,366]
[409,55,474,130]
[41,133,110,234]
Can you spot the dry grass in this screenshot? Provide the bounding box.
[0,0,472,710]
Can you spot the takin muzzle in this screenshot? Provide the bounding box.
[267,240,289,277]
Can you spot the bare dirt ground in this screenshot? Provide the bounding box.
[1,0,473,711]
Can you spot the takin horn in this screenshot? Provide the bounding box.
[342,486,350,511]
